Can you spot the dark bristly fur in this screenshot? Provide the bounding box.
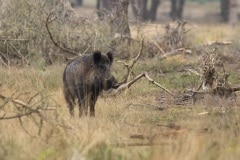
[63,51,118,117]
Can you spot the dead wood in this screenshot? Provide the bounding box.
[113,142,155,147]
[114,129,187,147]
[46,13,78,56]
[111,37,175,97]
[130,129,187,140]
[110,72,174,96]
[176,50,240,104]
[151,40,232,61]
[0,91,72,136]
[117,38,144,84]
[196,40,232,49]
[0,38,29,41]
[7,42,29,64]
[161,21,189,52]
[158,47,192,60]
[0,93,45,120]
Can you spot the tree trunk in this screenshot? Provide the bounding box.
[142,0,148,21]
[109,0,131,38]
[177,0,185,20]
[131,0,160,21]
[170,0,185,20]
[96,0,110,10]
[221,0,229,22]
[96,0,110,20]
[76,0,83,6]
[130,0,144,21]
[228,0,238,26]
[131,0,147,21]
[149,0,160,21]
[170,0,177,20]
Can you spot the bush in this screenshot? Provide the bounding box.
[0,0,115,66]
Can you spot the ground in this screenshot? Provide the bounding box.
[0,1,240,160]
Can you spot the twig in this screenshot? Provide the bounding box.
[0,93,29,108]
[7,42,29,64]
[117,37,144,84]
[0,51,10,66]
[0,111,35,120]
[0,57,8,67]
[18,117,37,138]
[113,142,154,147]
[0,39,29,41]
[151,40,165,55]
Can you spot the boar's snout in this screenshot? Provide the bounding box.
[104,75,119,90]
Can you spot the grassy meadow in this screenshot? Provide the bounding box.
[1,1,240,160]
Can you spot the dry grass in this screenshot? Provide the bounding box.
[1,39,240,160]
[1,1,240,160]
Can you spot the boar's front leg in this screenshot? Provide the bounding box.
[89,92,99,117]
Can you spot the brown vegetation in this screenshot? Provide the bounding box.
[1,1,240,160]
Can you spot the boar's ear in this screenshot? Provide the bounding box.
[93,51,102,64]
[107,51,113,64]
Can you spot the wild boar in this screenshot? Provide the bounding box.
[63,51,118,117]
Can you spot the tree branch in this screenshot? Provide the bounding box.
[46,13,78,56]
[110,72,174,96]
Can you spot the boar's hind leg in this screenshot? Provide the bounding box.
[77,91,86,117]
[64,93,75,116]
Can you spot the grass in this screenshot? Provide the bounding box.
[1,40,240,160]
[1,2,240,160]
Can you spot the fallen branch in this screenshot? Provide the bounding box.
[0,38,29,41]
[0,93,43,120]
[198,41,232,48]
[0,92,73,136]
[110,72,174,96]
[0,111,36,120]
[0,93,29,108]
[113,142,154,147]
[158,48,192,60]
[130,130,187,140]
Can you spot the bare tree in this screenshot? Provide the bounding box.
[220,0,238,26]
[228,0,238,26]
[130,0,161,21]
[96,0,110,10]
[130,0,145,21]
[96,0,111,20]
[149,0,161,21]
[220,0,229,22]
[108,0,131,38]
[69,0,83,7]
[96,0,132,39]
[76,0,83,6]
[170,0,185,20]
